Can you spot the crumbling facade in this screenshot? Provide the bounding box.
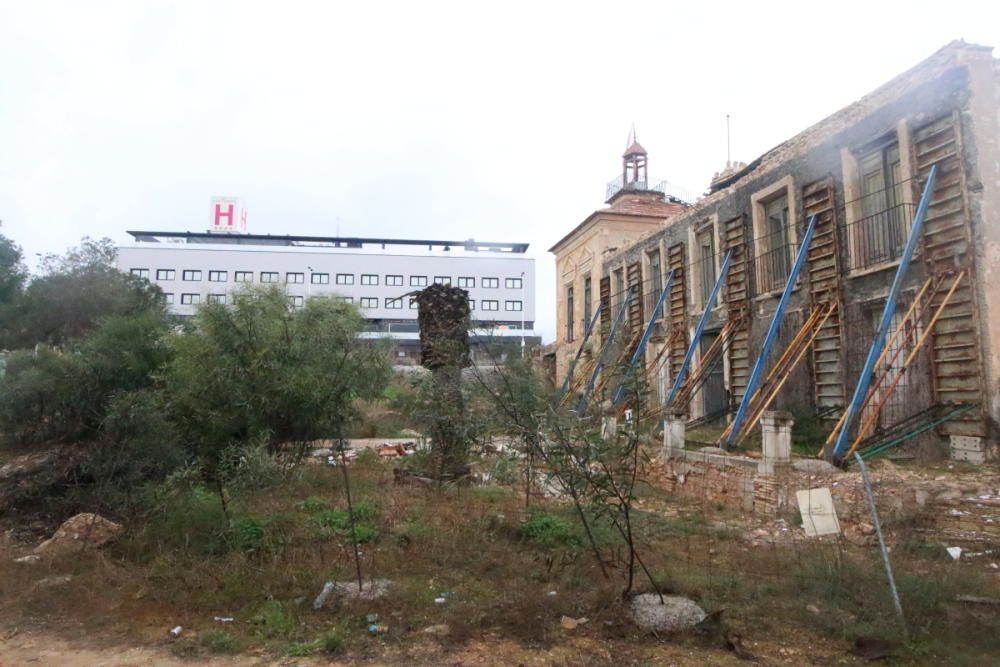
[558,42,1000,461]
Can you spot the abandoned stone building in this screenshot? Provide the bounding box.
[552,41,1000,463]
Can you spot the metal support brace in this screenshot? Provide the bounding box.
[558,303,604,400]
[666,249,734,406]
[613,270,676,405]
[575,287,633,416]
[830,166,938,461]
[723,215,818,449]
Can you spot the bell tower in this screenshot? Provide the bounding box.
[622,127,648,188]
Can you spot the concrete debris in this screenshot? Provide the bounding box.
[796,488,841,537]
[792,459,840,475]
[169,626,183,638]
[34,513,122,556]
[947,546,963,560]
[334,579,392,600]
[629,594,707,634]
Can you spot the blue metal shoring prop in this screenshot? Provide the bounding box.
[723,215,819,449]
[557,303,604,400]
[830,165,938,462]
[613,269,676,405]
[666,248,734,406]
[575,287,634,416]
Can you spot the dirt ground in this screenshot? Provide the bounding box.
[0,627,865,667]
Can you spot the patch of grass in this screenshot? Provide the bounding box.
[199,629,240,654]
[251,600,299,639]
[519,511,580,549]
[286,626,347,657]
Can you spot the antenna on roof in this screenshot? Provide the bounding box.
[628,121,637,148]
[726,114,731,167]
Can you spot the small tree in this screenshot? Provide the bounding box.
[163,286,390,471]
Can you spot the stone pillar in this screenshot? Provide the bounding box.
[601,417,617,439]
[759,410,793,474]
[662,411,687,458]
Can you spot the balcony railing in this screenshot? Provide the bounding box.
[753,234,793,296]
[605,175,695,203]
[844,202,915,273]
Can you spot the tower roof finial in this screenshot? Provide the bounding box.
[623,123,646,158]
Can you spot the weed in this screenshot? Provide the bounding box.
[199,629,240,654]
[298,496,332,513]
[229,517,265,553]
[251,600,299,639]
[286,625,348,656]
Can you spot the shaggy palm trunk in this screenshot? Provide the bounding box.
[416,284,471,482]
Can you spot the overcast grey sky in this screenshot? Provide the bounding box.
[1,1,997,341]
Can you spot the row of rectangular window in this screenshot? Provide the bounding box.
[165,293,522,312]
[132,268,522,289]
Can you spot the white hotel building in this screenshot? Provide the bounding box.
[116,229,538,362]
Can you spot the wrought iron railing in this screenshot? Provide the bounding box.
[844,202,915,272]
[605,175,695,203]
[752,235,793,295]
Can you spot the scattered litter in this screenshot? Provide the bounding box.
[433,597,447,604]
[956,595,1000,606]
[947,546,963,560]
[806,604,820,614]
[169,626,183,638]
[313,581,336,609]
[367,623,388,635]
[365,613,379,624]
[546,590,557,597]
[213,616,234,623]
[559,616,589,630]
[12,555,40,564]
[422,624,450,635]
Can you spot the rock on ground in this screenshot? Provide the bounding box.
[34,513,122,556]
[629,594,707,634]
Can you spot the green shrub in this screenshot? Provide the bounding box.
[286,625,347,656]
[518,511,580,549]
[229,517,265,554]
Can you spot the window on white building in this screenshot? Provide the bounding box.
[482,277,499,288]
[469,299,476,310]
[286,272,305,284]
[208,270,227,282]
[433,276,451,285]
[234,271,253,282]
[337,296,353,304]
[385,297,403,309]
[289,295,304,307]
[156,269,174,280]
[260,272,279,283]
[207,293,227,304]
[163,293,174,305]
[311,272,330,284]
[386,274,403,286]
[360,297,378,309]
[505,300,523,311]
[130,268,149,278]
[182,270,201,281]
[336,273,354,285]
[457,276,475,288]
[180,293,200,305]
[361,274,379,285]
[410,275,427,287]
[505,277,522,289]
[482,300,499,311]
[409,297,418,309]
